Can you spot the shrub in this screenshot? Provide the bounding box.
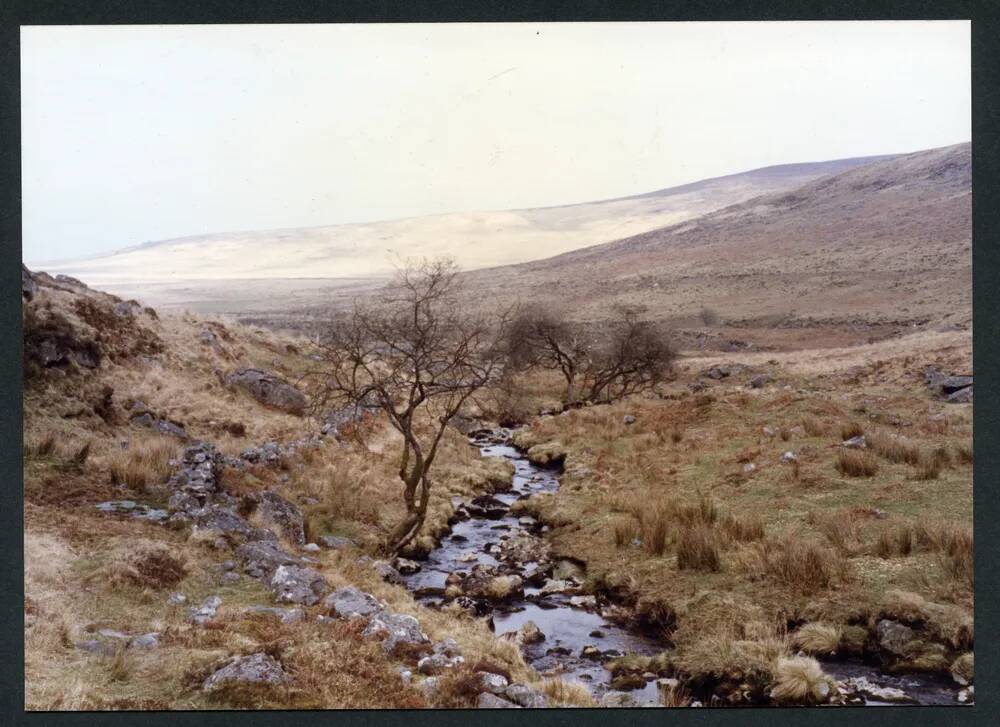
[112,545,187,589]
[835,450,878,477]
[676,525,721,572]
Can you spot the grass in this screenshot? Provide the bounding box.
[107,437,182,492]
[835,449,879,477]
[675,525,721,572]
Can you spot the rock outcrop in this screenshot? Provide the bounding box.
[225,368,307,416]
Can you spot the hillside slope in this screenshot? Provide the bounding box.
[463,142,970,347]
[41,154,894,289]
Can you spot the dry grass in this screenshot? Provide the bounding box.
[835,449,878,477]
[107,542,188,589]
[539,678,595,707]
[612,517,638,548]
[741,537,844,591]
[840,421,865,441]
[770,656,834,704]
[866,429,921,465]
[107,437,181,492]
[791,623,842,655]
[801,417,829,437]
[676,525,721,572]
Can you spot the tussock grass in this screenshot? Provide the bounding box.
[740,537,844,591]
[866,429,921,465]
[840,422,865,441]
[107,438,181,491]
[954,443,973,464]
[676,525,721,572]
[108,543,188,589]
[801,417,829,437]
[540,678,595,707]
[770,656,834,704]
[835,449,878,477]
[791,623,842,655]
[612,517,638,548]
[720,513,765,543]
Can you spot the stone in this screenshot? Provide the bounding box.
[763,426,777,437]
[302,543,320,553]
[372,560,403,584]
[623,414,637,425]
[398,668,413,685]
[188,596,222,625]
[363,612,429,652]
[782,451,798,462]
[842,435,867,449]
[22,264,37,301]
[749,374,772,389]
[477,692,520,709]
[518,620,545,644]
[580,644,602,660]
[539,579,574,596]
[202,653,287,692]
[839,676,915,704]
[225,368,307,416]
[569,595,597,609]
[505,683,549,708]
[478,672,510,694]
[220,572,241,585]
[252,491,306,545]
[417,653,456,675]
[128,633,160,650]
[876,619,916,657]
[946,386,973,404]
[167,592,187,605]
[599,690,639,707]
[319,535,354,550]
[420,676,440,699]
[393,557,422,575]
[742,462,756,473]
[245,606,305,624]
[236,540,300,580]
[957,686,974,704]
[269,565,327,605]
[324,586,384,619]
[433,638,462,657]
[76,639,116,656]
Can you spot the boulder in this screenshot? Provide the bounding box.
[128,633,160,650]
[432,638,462,657]
[838,676,915,704]
[623,414,637,425]
[236,540,301,579]
[245,606,305,624]
[319,535,355,550]
[372,560,403,584]
[225,368,307,415]
[251,491,306,545]
[269,565,327,605]
[599,690,639,707]
[477,692,521,709]
[417,653,457,675]
[876,619,916,657]
[22,264,36,301]
[749,374,773,389]
[505,683,549,708]
[324,586,384,619]
[188,596,222,625]
[363,612,429,653]
[478,672,510,694]
[842,435,867,449]
[393,557,422,575]
[946,386,973,404]
[202,653,287,692]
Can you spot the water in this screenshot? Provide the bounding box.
[401,428,967,707]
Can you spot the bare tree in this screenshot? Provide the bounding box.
[508,305,674,406]
[309,259,510,554]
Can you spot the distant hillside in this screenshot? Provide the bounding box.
[41,154,895,288]
[464,142,971,337]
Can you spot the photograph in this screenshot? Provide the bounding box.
[20,20,973,710]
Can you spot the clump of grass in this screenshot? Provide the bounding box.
[676,525,721,572]
[641,508,670,556]
[70,441,92,468]
[914,453,943,480]
[540,678,595,707]
[937,526,973,588]
[954,443,973,465]
[807,510,857,554]
[867,429,921,465]
[110,544,188,589]
[840,421,865,441]
[801,417,828,437]
[25,432,57,459]
[613,517,638,548]
[670,428,684,444]
[835,449,878,477]
[108,438,181,491]
[876,524,916,558]
[721,513,765,542]
[770,656,834,704]
[791,623,842,655]
[743,538,843,591]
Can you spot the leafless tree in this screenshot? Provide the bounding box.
[508,305,674,406]
[308,258,510,554]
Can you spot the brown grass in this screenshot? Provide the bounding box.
[866,429,922,465]
[791,623,842,655]
[676,525,721,572]
[613,517,638,548]
[109,543,188,589]
[835,449,878,477]
[107,438,181,491]
[840,421,865,441]
[801,417,829,437]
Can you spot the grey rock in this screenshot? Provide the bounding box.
[128,633,160,650]
[432,638,462,657]
[76,639,116,656]
[623,414,636,425]
[417,653,456,675]
[839,676,916,704]
[269,565,327,605]
[363,612,428,652]
[251,491,306,545]
[393,557,422,575]
[225,368,307,416]
[398,668,413,685]
[167,592,187,605]
[202,652,287,692]
[876,619,916,656]
[236,540,301,579]
[245,606,305,624]
[319,535,355,550]
[505,683,549,708]
[220,572,241,585]
[22,264,37,301]
[303,543,320,553]
[372,560,403,584]
[782,451,798,462]
[946,386,973,404]
[599,690,639,707]
[749,374,772,389]
[477,692,521,709]
[478,672,510,694]
[842,435,867,449]
[323,586,384,619]
[188,596,222,625]
[569,595,597,609]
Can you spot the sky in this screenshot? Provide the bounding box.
[21,21,970,265]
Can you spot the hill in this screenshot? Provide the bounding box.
[40,154,895,296]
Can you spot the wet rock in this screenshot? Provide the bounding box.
[250,491,306,545]
[498,531,550,564]
[269,565,327,605]
[236,540,301,579]
[363,612,429,653]
[876,619,916,657]
[569,595,597,609]
[539,579,575,596]
[957,686,974,704]
[839,676,916,704]
[589,629,605,638]
[319,535,355,550]
[188,596,222,625]
[580,644,602,660]
[245,606,305,624]
[505,683,549,708]
[324,586,384,619]
[202,653,287,692]
[467,495,509,519]
[518,620,545,644]
[477,692,521,709]
[225,368,307,415]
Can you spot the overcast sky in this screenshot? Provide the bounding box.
[21,21,970,264]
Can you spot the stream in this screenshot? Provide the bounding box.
[401,428,968,707]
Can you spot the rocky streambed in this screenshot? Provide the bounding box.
[401,427,972,708]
